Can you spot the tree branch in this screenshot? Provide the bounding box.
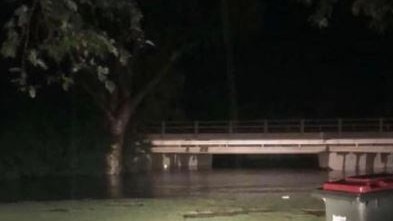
[20,0,39,84]
[129,50,182,113]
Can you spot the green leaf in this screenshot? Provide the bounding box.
[1,44,17,58]
[60,19,69,31]
[36,59,48,70]
[98,72,107,82]
[145,40,155,47]
[28,50,48,69]
[15,5,29,27]
[9,67,22,73]
[65,0,78,12]
[71,64,81,73]
[97,66,109,82]
[119,49,131,65]
[110,46,119,57]
[1,30,20,58]
[28,49,38,64]
[61,75,74,91]
[14,5,28,16]
[28,86,36,98]
[89,58,96,66]
[105,80,116,93]
[97,65,109,75]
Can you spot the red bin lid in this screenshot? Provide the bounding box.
[323,174,393,194]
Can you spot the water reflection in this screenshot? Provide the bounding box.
[106,175,123,199]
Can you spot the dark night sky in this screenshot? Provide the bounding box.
[181,0,393,120]
[1,0,393,121]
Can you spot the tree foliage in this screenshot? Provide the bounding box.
[299,0,393,31]
[1,0,153,97]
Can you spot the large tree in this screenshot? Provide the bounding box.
[1,0,183,175]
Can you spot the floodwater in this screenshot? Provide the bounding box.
[0,169,337,221]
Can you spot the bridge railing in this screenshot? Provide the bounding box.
[140,118,393,135]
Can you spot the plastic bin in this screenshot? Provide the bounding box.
[313,174,393,221]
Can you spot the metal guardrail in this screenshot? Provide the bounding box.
[140,118,393,135]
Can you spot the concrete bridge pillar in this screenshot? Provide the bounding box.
[373,153,393,173]
[151,153,212,171]
[318,152,344,171]
[318,152,329,169]
[319,152,393,174]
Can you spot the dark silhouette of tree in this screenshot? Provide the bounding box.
[1,0,184,175]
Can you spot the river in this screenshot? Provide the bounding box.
[0,169,346,221]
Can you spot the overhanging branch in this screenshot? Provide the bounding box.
[79,80,114,120]
[129,50,182,112]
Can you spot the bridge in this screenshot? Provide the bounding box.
[140,118,393,172]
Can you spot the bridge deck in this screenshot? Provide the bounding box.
[148,132,393,154]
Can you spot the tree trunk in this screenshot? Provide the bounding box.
[106,170,123,198]
[105,102,132,175]
[105,131,125,175]
[105,129,125,197]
